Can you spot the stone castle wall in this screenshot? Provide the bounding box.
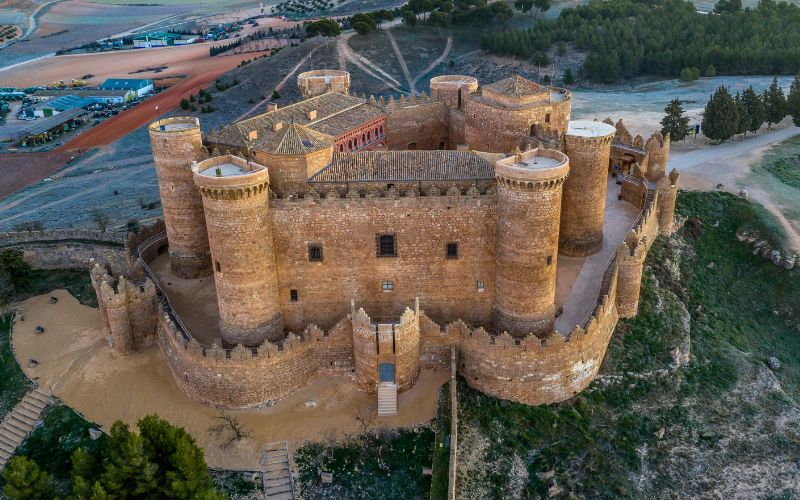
[384,95,450,150]
[91,264,157,354]
[463,92,572,153]
[0,230,128,273]
[157,307,354,408]
[270,189,497,331]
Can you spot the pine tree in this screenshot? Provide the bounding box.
[100,421,159,498]
[563,68,575,85]
[763,77,787,129]
[661,97,690,141]
[787,73,800,127]
[734,92,747,135]
[2,456,55,500]
[701,86,739,142]
[741,85,765,134]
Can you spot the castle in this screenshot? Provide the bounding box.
[90,71,678,410]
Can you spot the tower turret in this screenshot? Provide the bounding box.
[296,69,350,98]
[148,117,211,278]
[494,148,570,337]
[644,131,671,181]
[656,168,679,234]
[429,75,478,110]
[193,155,283,346]
[559,120,616,256]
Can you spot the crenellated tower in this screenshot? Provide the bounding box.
[296,69,351,98]
[493,148,570,337]
[644,131,671,181]
[192,155,283,346]
[560,120,616,256]
[148,117,211,278]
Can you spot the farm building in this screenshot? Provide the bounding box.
[132,32,197,48]
[99,78,154,97]
[32,94,96,118]
[30,88,134,104]
[18,108,89,145]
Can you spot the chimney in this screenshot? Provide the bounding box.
[247,130,258,141]
[308,109,317,120]
[267,103,278,112]
[273,121,283,132]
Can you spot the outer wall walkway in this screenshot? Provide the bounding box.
[555,177,639,332]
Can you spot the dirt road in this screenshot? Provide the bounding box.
[670,126,800,251]
[60,51,261,150]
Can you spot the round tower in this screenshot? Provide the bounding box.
[296,69,350,98]
[615,231,647,318]
[559,120,616,257]
[494,148,570,337]
[148,117,211,279]
[656,168,680,234]
[192,155,283,346]
[429,75,478,110]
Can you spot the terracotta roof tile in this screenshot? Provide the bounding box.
[209,92,385,152]
[309,151,505,183]
[482,75,547,97]
[263,123,332,155]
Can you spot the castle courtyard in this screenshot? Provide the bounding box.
[10,289,448,470]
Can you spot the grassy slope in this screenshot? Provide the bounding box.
[429,383,451,500]
[765,153,800,190]
[456,191,800,497]
[295,427,435,498]
[0,313,34,420]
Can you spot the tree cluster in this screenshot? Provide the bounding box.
[699,76,800,142]
[209,39,243,56]
[305,18,341,37]
[481,0,800,83]
[2,415,223,499]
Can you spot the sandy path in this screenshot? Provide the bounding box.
[411,34,452,90]
[386,29,415,93]
[669,126,800,252]
[337,31,404,92]
[11,290,448,470]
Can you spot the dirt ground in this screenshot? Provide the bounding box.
[11,289,448,470]
[0,149,79,199]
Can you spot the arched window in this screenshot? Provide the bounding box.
[530,124,536,136]
[362,133,366,143]
[367,131,371,141]
[380,125,384,135]
[339,144,344,152]
[348,139,353,150]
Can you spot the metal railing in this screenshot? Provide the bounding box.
[136,232,193,345]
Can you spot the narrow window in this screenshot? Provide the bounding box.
[407,142,417,150]
[215,261,221,273]
[545,113,551,123]
[308,244,323,262]
[546,254,553,265]
[382,280,394,291]
[290,289,298,302]
[476,280,485,292]
[439,141,445,150]
[446,242,459,259]
[376,234,396,257]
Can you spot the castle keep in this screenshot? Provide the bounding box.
[92,73,678,410]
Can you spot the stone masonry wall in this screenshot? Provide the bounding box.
[463,93,572,153]
[0,230,128,273]
[270,190,497,331]
[384,95,450,150]
[157,307,354,408]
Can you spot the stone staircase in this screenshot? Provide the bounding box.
[377,382,398,416]
[0,388,52,471]
[260,441,295,500]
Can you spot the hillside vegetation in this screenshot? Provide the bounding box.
[455,191,800,497]
[482,0,800,82]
